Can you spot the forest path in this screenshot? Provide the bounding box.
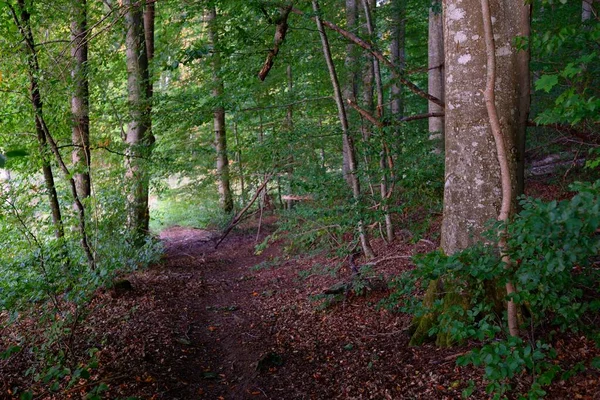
[96,222,479,400]
[140,225,282,399]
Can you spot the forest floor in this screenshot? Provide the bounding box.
[2,181,600,399]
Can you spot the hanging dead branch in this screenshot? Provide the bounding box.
[215,173,274,248]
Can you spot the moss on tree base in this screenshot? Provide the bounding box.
[409,278,470,347]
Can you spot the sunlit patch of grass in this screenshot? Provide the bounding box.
[149,186,226,232]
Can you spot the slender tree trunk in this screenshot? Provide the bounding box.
[312,0,375,259]
[207,6,233,214]
[362,0,394,243]
[389,0,406,120]
[428,1,445,149]
[286,64,294,210]
[11,0,64,240]
[233,123,247,203]
[342,0,359,184]
[71,0,91,199]
[516,3,531,197]
[13,0,94,268]
[124,0,153,238]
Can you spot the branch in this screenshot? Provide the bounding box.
[347,99,444,126]
[481,0,518,338]
[291,8,444,108]
[258,3,294,81]
[215,173,274,248]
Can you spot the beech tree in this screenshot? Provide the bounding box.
[410,0,530,345]
[428,0,444,146]
[124,0,154,238]
[206,6,233,214]
[71,0,91,199]
[9,0,65,239]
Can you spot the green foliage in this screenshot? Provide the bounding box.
[384,180,600,398]
[531,1,600,127]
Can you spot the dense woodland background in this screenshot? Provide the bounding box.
[0,0,599,398]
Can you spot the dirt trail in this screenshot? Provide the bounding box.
[98,225,283,400]
[94,223,476,400]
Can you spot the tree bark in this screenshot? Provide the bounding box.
[206,6,234,214]
[285,64,294,210]
[341,0,360,184]
[582,0,598,21]
[11,0,64,240]
[428,1,445,148]
[71,0,91,199]
[389,0,406,120]
[124,0,153,238]
[312,0,375,260]
[12,0,94,268]
[441,0,526,255]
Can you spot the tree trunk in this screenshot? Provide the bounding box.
[582,0,598,21]
[411,0,530,345]
[12,0,94,268]
[11,0,64,240]
[312,0,375,260]
[286,64,294,210]
[362,0,394,243]
[207,6,234,214]
[516,1,531,197]
[124,0,153,238]
[342,0,359,184]
[428,1,445,149]
[233,123,247,204]
[389,0,406,120]
[441,0,526,254]
[71,0,91,199]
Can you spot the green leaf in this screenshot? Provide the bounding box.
[535,75,559,93]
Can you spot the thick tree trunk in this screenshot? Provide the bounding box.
[206,7,233,214]
[312,0,375,260]
[411,0,530,345]
[441,0,526,254]
[428,1,445,148]
[124,0,153,238]
[71,0,91,199]
[12,0,64,240]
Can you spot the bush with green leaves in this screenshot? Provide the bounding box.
[384,180,600,398]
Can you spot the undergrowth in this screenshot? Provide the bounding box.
[383,180,600,399]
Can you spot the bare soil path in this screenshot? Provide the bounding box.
[94,223,481,400]
[4,216,599,399]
